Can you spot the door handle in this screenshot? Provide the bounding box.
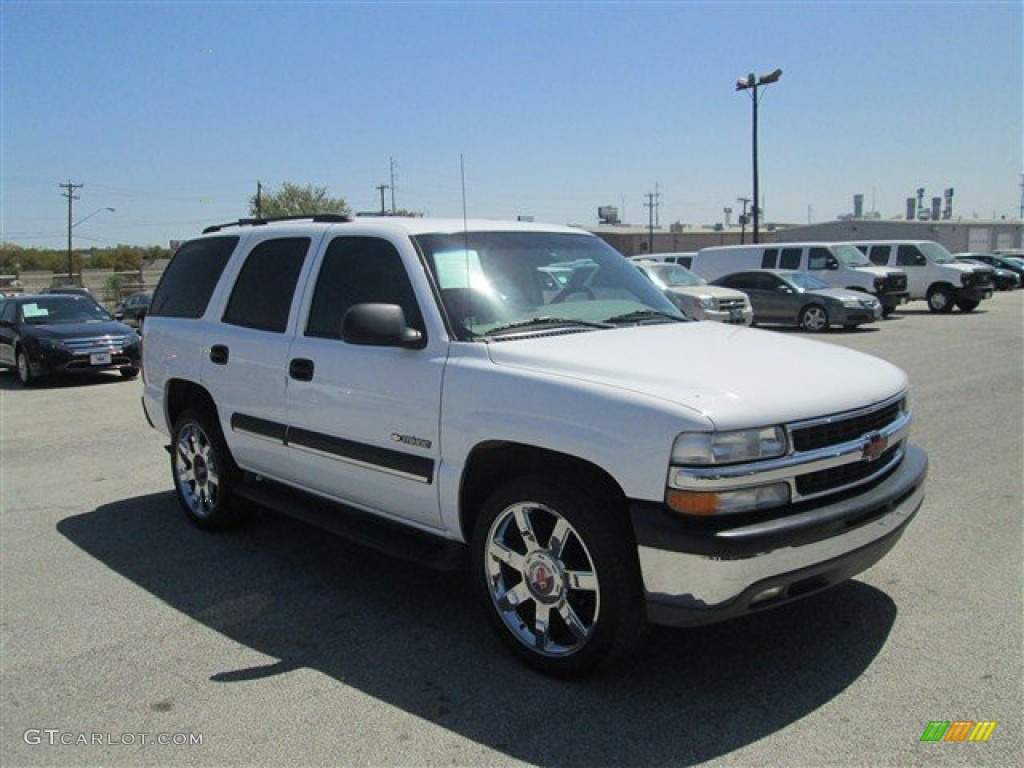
[209,345,229,365]
[289,358,314,382]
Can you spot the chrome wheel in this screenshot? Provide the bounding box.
[799,304,829,332]
[484,501,600,657]
[174,422,222,521]
[927,286,954,313]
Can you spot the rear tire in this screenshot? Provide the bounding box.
[120,367,140,379]
[471,474,647,677]
[171,409,240,530]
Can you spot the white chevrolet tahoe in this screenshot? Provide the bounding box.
[142,216,928,677]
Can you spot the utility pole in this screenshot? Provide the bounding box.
[643,191,661,254]
[389,157,397,214]
[60,181,83,282]
[376,184,390,215]
[736,68,782,244]
[256,180,263,219]
[737,196,751,244]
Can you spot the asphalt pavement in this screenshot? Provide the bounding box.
[1,290,1021,767]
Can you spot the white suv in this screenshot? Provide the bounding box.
[142,215,927,676]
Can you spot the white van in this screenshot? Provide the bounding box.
[691,243,909,316]
[849,241,995,313]
[630,252,696,267]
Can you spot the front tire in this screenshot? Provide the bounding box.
[471,474,647,677]
[798,304,829,332]
[956,300,979,312]
[171,409,240,530]
[16,348,36,387]
[927,285,955,313]
[120,367,140,379]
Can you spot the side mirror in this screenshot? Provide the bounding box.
[826,257,839,270]
[341,303,424,349]
[778,285,794,294]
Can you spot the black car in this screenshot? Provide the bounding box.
[711,270,882,331]
[113,291,152,327]
[0,294,141,386]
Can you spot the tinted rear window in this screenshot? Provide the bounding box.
[150,237,238,319]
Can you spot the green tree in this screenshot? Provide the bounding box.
[248,182,350,218]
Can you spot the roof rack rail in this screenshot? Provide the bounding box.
[202,213,352,234]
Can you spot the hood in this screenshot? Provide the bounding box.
[28,321,135,339]
[485,322,906,430]
[664,285,745,300]
[855,264,903,278]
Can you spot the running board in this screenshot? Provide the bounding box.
[233,477,465,571]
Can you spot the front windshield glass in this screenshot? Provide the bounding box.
[834,244,872,267]
[19,296,112,325]
[643,263,705,288]
[920,241,957,264]
[414,231,683,340]
[787,272,831,291]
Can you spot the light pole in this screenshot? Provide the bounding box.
[68,207,115,281]
[736,68,782,244]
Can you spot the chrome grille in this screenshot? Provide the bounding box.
[791,401,903,452]
[717,297,747,310]
[62,335,129,354]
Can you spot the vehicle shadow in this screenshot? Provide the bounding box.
[0,369,127,391]
[58,493,898,767]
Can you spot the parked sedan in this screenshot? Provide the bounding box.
[711,270,882,332]
[0,294,141,386]
[113,291,152,327]
[635,261,753,325]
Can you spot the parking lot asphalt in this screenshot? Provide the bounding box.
[1,291,1021,767]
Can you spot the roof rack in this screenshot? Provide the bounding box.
[202,213,352,234]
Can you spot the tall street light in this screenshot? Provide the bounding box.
[736,68,782,244]
[68,206,115,281]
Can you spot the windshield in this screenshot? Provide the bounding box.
[920,241,957,264]
[787,272,831,291]
[414,231,684,340]
[834,244,872,267]
[19,296,112,325]
[640,263,705,288]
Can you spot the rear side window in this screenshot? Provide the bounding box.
[150,237,238,318]
[761,249,778,268]
[306,236,424,340]
[779,248,802,270]
[868,245,891,266]
[222,238,310,333]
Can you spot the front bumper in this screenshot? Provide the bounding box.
[630,445,927,627]
[694,307,754,326]
[954,286,993,302]
[876,291,909,311]
[833,304,882,325]
[27,345,140,377]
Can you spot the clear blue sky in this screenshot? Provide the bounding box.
[2,0,1021,249]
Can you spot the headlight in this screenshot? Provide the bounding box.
[37,338,65,350]
[841,298,863,308]
[960,272,975,287]
[672,426,787,466]
[697,295,714,310]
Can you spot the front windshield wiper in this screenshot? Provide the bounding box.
[484,316,614,337]
[604,309,686,325]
